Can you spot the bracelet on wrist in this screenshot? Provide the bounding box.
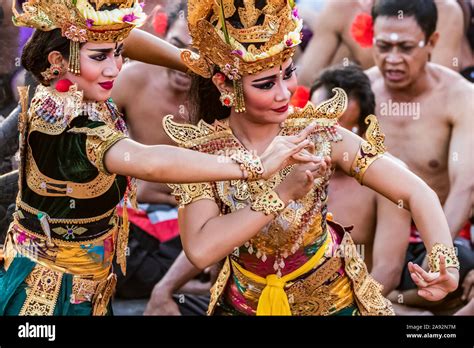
[428,243,460,272]
[250,190,286,217]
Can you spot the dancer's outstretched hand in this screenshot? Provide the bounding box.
[260,122,322,180]
[275,157,332,203]
[408,255,459,301]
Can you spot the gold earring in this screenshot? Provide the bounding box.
[41,63,65,81]
[220,90,235,107]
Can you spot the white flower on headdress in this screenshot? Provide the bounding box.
[76,0,146,27]
[284,29,302,48]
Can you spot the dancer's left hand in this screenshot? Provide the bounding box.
[408,255,459,301]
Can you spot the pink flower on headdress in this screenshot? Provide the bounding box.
[292,8,299,19]
[123,13,138,23]
[85,19,94,28]
[139,1,145,9]
[222,63,240,80]
[64,25,87,43]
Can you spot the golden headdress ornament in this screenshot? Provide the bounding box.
[183,0,304,112]
[12,0,146,74]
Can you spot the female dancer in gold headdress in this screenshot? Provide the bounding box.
[0,0,319,316]
[164,0,460,315]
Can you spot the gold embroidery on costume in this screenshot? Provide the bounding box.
[350,115,387,184]
[28,85,84,135]
[25,146,116,198]
[52,226,88,240]
[341,232,394,315]
[20,265,63,315]
[168,183,215,205]
[287,257,344,316]
[163,116,232,149]
[91,273,117,316]
[207,257,232,315]
[68,125,126,174]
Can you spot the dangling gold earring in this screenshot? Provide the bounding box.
[220,90,235,107]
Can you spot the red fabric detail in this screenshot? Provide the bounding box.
[459,221,472,241]
[290,85,310,108]
[350,13,374,48]
[117,206,179,243]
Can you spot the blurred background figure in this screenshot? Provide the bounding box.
[111,0,211,315]
[365,0,473,315]
[297,0,468,86]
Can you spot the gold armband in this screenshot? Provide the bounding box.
[230,151,265,180]
[349,115,387,184]
[250,190,286,217]
[428,243,460,272]
[168,183,215,206]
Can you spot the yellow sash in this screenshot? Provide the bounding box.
[231,231,331,315]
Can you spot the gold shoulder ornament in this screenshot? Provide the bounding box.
[350,114,387,185]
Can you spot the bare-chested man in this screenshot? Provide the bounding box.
[366,0,474,313]
[113,3,192,205]
[310,64,411,295]
[298,0,466,87]
[110,2,204,304]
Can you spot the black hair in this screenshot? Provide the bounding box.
[189,70,232,125]
[310,64,375,135]
[372,0,438,40]
[21,29,71,86]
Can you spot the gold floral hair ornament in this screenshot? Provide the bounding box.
[183,0,303,112]
[12,0,146,74]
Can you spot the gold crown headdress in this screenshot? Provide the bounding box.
[12,0,147,74]
[183,0,303,112]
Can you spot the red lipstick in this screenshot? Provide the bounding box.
[99,81,114,90]
[272,104,289,113]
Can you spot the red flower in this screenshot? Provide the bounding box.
[153,11,168,36]
[350,13,374,48]
[290,86,310,108]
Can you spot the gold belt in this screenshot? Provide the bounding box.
[5,219,116,280]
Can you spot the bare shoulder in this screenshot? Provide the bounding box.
[435,0,463,16]
[318,0,356,29]
[429,64,474,123]
[117,61,151,86]
[113,61,153,106]
[430,64,473,97]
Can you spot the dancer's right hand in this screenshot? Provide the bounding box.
[260,122,322,180]
[275,156,332,203]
